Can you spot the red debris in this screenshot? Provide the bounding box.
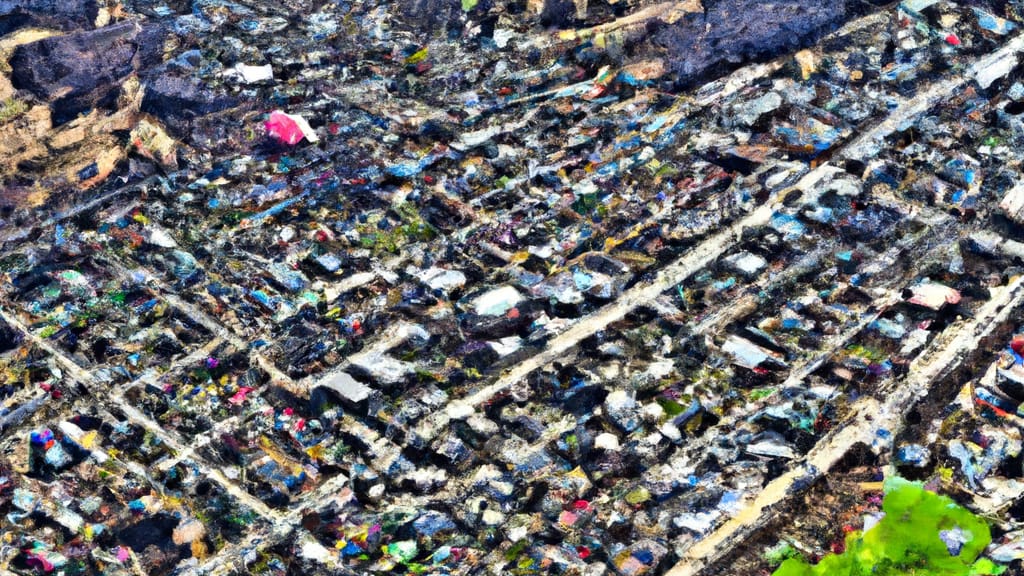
[1010,334,1024,356]
[974,396,1010,418]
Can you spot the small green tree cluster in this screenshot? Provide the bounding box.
[774,478,1005,576]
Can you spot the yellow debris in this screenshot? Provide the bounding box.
[794,50,817,80]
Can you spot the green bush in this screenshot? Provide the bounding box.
[774,477,1005,576]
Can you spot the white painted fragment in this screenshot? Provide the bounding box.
[417,267,467,293]
[470,285,522,316]
[722,335,785,370]
[350,353,415,385]
[320,371,372,404]
[148,228,178,248]
[999,183,1024,223]
[447,402,475,420]
[227,63,275,83]
[674,510,720,533]
[489,336,523,357]
[724,251,767,276]
[975,52,1017,90]
[907,282,961,310]
[595,432,621,451]
[300,539,334,563]
[746,440,797,459]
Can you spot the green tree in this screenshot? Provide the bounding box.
[774,478,1005,576]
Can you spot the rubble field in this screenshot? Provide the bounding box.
[4,0,1024,575]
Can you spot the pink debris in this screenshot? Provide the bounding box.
[25,551,55,572]
[229,386,254,404]
[116,546,131,562]
[265,110,319,145]
[945,33,961,46]
[266,111,304,145]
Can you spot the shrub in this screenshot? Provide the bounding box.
[774,477,1005,576]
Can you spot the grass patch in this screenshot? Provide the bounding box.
[0,97,27,123]
[774,477,1005,576]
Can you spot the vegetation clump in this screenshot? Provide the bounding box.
[0,97,28,123]
[774,477,1005,576]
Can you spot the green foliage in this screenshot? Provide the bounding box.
[357,203,437,254]
[773,478,1005,576]
[572,192,600,215]
[749,387,777,402]
[765,541,799,566]
[657,396,687,416]
[0,97,27,123]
